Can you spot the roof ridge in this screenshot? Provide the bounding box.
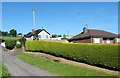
[87,29,91,37]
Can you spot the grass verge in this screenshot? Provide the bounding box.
[17,53,115,76]
[0,63,10,78]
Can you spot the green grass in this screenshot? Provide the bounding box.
[1,36,21,40]
[17,53,114,76]
[0,63,10,78]
[0,63,2,77]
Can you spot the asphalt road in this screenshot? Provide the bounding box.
[1,47,55,76]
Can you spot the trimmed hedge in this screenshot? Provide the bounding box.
[5,39,16,50]
[26,40,119,70]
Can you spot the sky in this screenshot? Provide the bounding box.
[2,2,118,35]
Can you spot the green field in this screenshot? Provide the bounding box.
[17,53,114,76]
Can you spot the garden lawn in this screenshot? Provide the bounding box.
[17,53,114,76]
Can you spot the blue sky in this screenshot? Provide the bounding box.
[2,2,118,35]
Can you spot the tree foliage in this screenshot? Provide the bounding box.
[51,34,62,38]
[9,29,17,37]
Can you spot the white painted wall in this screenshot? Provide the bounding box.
[26,36,33,40]
[93,38,100,43]
[106,39,111,44]
[116,38,120,43]
[51,37,62,40]
[1,42,5,47]
[38,30,50,40]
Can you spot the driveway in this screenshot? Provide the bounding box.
[1,47,55,76]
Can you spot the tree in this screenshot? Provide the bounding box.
[58,35,62,37]
[63,34,66,38]
[52,34,57,38]
[18,33,22,35]
[9,29,17,37]
[4,32,8,36]
[1,31,8,36]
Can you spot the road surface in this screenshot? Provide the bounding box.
[1,46,55,76]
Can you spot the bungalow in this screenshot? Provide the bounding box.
[24,29,50,40]
[68,27,119,44]
[116,34,120,44]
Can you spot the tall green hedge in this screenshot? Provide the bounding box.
[26,40,119,70]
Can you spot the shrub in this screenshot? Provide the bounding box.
[16,44,21,48]
[61,38,68,40]
[26,40,119,70]
[5,39,16,50]
[19,37,26,46]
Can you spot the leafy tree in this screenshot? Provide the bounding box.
[0,31,2,36]
[9,29,17,37]
[1,31,8,36]
[51,34,62,38]
[63,34,66,38]
[52,34,57,38]
[58,35,62,37]
[4,32,8,36]
[18,33,22,35]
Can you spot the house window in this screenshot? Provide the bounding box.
[46,35,48,38]
[94,38,100,43]
[38,35,41,38]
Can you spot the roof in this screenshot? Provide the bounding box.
[24,32,33,38]
[68,28,117,41]
[24,29,50,38]
[36,29,50,35]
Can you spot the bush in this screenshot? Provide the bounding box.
[61,38,68,40]
[5,39,16,50]
[16,44,21,48]
[19,37,26,46]
[26,40,119,70]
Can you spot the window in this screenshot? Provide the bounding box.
[46,35,48,38]
[38,35,41,38]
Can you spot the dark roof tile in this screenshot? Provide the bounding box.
[69,28,117,41]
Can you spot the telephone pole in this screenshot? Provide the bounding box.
[32,8,38,40]
[32,8,36,31]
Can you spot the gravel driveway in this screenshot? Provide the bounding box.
[1,47,55,76]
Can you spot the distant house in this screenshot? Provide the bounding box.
[24,29,50,40]
[116,34,120,44]
[68,27,120,44]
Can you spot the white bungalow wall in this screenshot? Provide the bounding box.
[38,30,50,40]
[93,38,100,43]
[116,38,120,43]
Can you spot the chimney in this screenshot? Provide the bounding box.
[83,27,88,33]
